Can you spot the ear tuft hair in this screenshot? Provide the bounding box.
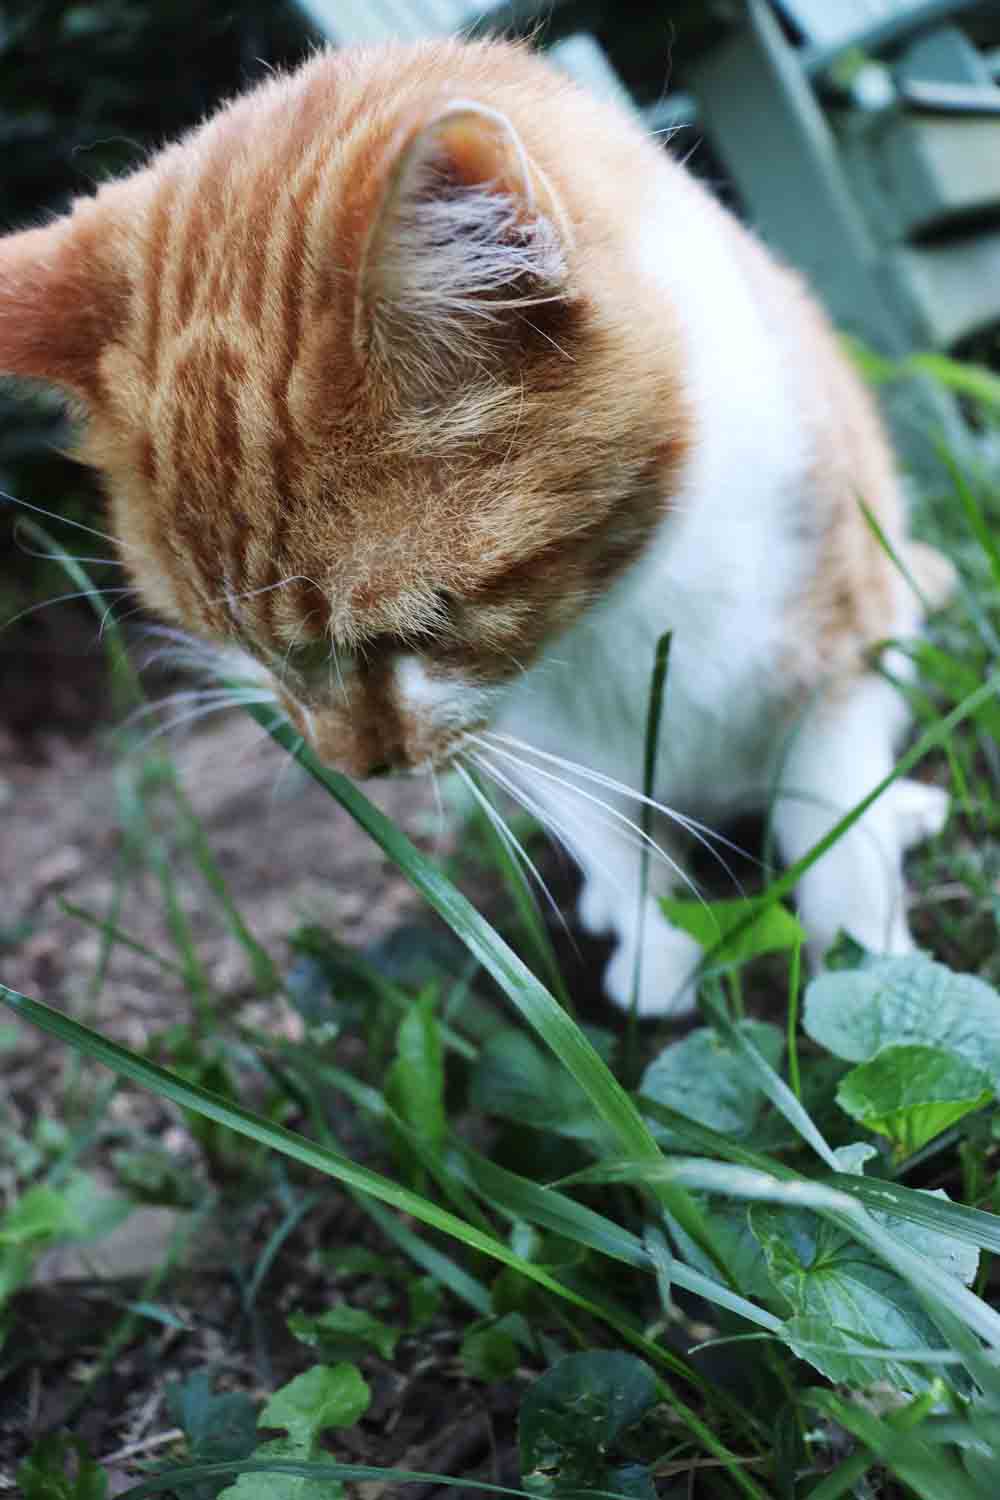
[356,101,571,386]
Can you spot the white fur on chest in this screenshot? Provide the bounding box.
[499,170,816,817]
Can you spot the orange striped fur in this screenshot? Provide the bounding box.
[0,37,946,784]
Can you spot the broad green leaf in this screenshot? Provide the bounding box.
[781,1314,963,1385]
[808,1387,991,1500]
[217,1439,342,1500]
[641,1023,784,1143]
[0,1187,76,1247]
[166,1371,258,1463]
[288,1307,398,1363]
[837,1046,993,1155]
[17,1436,108,1500]
[667,1201,781,1305]
[519,1352,657,1499]
[659,897,804,966]
[0,1174,130,1248]
[462,1320,521,1382]
[804,955,1000,1090]
[873,1191,980,1289]
[750,1207,958,1391]
[386,994,445,1148]
[261,1364,371,1446]
[470,1030,603,1142]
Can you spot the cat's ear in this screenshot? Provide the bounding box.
[0,216,114,396]
[355,100,572,383]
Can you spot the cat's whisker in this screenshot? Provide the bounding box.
[129,692,276,754]
[455,759,570,939]
[481,729,757,882]
[270,733,305,809]
[429,764,448,854]
[110,571,326,636]
[0,490,138,553]
[516,313,576,363]
[467,749,621,891]
[122,686,264,730]
[471,748,656,875]
[329,643,348,705]
[12,527,127,570]
[135,624,230,673]
[2,586,140,633]
[470,738,706,905]
[223,574,324,609]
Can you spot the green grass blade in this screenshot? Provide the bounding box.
[358,1194,493,1317]
[564,1158,1000,1356]
[251,1039,495,1316]
[829,1176,1000,1257]
[170,774,283,997]
[939,448,1000,596]
[700,988,839,1170]
[237,705,658,1150]
[807,1389,991,1500]
[629,631,672,1029]
[59,899,188,979]
[453,1146,783,1336]
[638,1095,1000,1255]
[123,1460,539,1500]
[0,982,701,1393]
[239,701,747,1285]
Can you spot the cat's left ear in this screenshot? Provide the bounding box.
[355,100,573,382]
[0,216,115,397]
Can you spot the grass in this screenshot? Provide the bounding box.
[2,372,1000,1498]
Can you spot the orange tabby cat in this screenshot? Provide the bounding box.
[0,38,953,1013]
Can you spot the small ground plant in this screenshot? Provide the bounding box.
[4,362,1000,1497]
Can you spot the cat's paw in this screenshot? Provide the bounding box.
[603,903,703,1018]
[887,777,949,851]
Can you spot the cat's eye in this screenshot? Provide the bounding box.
[284,638,333,674]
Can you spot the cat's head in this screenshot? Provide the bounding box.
[0,40,687,776]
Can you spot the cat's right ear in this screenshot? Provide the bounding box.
[0,216,114,397]
[355,100,573,386]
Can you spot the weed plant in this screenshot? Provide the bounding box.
[4,358,1000,1497]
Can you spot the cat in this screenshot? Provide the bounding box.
[0,37,954,1014]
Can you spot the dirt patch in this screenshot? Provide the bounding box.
[0,706,454,1034]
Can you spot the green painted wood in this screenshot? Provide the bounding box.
[691,0,976,471]
[841,106,1000,238]
[690,0,906,351]
[778,0,935,49]
[895,232,1000,346]
[776,0,989,72]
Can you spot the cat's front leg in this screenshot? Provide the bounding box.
[575,834,703,1017]
[772,674,948,963]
